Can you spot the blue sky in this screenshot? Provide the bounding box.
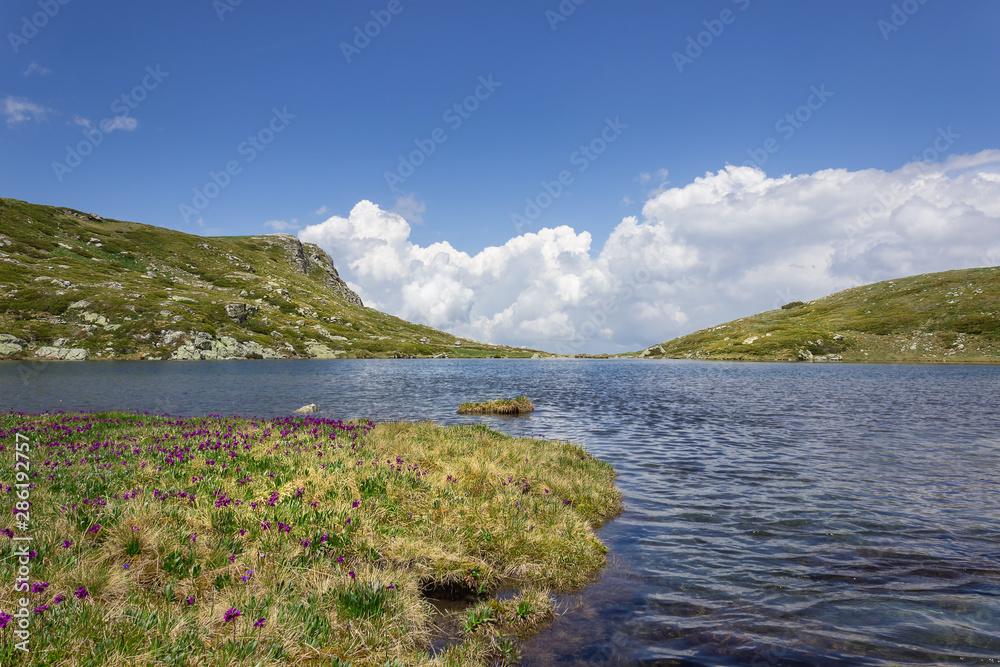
[4,1,1000,352]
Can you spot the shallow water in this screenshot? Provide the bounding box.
[2,358,999,665]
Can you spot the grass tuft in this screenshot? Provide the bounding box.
[457,396,535,416]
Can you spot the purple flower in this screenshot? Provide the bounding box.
[254,617,266,629]
[1,528,13,538]
[190,532,197,543]
[348,571,356,580]
[31,582,50,593]
[229,554,236,563]
[241,570,253,582]
[53,594,65,605]
[186,596,195,606]
[0,613,12,628]
[33,605,49,615]
[123,563,131,569]
[74,587,89,599]
[87,524,101,534]
[223,607,242,623]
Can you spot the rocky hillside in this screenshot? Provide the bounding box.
[0,198,542,360]
[636,266,1000,363]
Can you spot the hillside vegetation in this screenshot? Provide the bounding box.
[0,198,543,361]
[637,266,1000,363]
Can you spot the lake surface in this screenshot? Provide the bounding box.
[2,359,999,665]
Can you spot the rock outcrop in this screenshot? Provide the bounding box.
[171,335,285,361]
[254,234,363,307]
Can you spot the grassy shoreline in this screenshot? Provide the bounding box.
[0,413,621,666]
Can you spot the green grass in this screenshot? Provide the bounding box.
[637,266,1000,363]
[457,396,535,416]
[0,412,621,666]
[0,198,547,360]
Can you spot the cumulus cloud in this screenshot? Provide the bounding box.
[2,96,51,126]
[300,151,1000,353]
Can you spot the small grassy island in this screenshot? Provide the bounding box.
[457,397,535,416]
[0,413,620,666]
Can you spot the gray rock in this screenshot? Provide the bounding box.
[224,302,258,322]
[0,334,27,346]
[161,330,187,346]
[833,334,845,341]
[171,345,202,361]
[53,338,70,347]
[270,330,284,338]
[68,300,90,310]
[34,347,89,361]
[0,343,23,356]
[306,342,340,359]
[193,333,214,350]
[294,404,318,414]
[63,348,90,361]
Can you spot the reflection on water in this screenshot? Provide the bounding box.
[2,359,999,665]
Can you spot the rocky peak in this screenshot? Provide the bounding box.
[253,234,363,307]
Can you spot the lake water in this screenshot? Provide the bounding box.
[2,359,999,665]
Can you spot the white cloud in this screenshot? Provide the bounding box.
[2,96,51,126]
[314,205,330,216]
[23,61,52,76]
[300,151,1000,353]
[264,219,299,232]
[105,115,138,132]
[72,114,138,133]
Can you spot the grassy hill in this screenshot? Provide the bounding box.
[636,266,1000,363]
[0,198,544,361]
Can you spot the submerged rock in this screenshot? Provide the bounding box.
[294,404,318,413]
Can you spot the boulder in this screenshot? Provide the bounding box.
[0,343,23,356]
[0,334,27,346]
[294,404,318,414]
[224,303,258,322]
[34,347,89,361]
